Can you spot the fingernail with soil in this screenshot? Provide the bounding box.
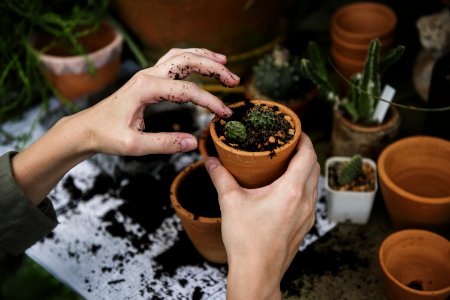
[181,137,197,152]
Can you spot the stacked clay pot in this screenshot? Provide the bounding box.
[330,2,397,82]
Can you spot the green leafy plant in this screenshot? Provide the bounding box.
[252,45,309,101]
[0,0,110,123]
[300,38,405,124]
[338,154,363,185]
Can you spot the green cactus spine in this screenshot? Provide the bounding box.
[224,121,247,143]
[245,105,278,130]
[338,155,363,185]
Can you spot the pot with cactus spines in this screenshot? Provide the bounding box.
[301,39,404,159]
[210,99,301,188]
[245,46,316,117]
[325,154,378,224]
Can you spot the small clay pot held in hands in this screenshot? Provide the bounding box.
[378,229,450,300]
[377,136,450,233]
[170,159,226,264]
[210,99,301,188]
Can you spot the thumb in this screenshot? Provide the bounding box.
[205,157,239,196]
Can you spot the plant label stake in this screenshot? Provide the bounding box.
[372,84,396,123]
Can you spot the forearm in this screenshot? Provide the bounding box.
[227,257,282,300]
[11,114,93,206]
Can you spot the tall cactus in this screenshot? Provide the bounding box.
[300,39,405,124]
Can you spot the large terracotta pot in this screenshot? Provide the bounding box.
[112,0,288,78]
[210,99,301,188]
[170,159,226,264]
[35,22,123,101]
[377,136,450,233]
[330,107,401,159]
[378,229,450,300]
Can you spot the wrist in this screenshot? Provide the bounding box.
[227,256,282,300]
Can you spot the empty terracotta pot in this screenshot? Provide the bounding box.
[378,229,450,300]
[331,2,397,45]
[210,99,301,188]
[170,159,226,264]
[378,136,450,233]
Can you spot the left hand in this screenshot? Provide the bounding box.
[71,48,240,156]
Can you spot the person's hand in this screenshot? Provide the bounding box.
[12,48,240,205]
[71,48,240,156]
[205,133,320,299]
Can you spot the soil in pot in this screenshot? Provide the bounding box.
[328,160,376,192]
[214,100,295,153]
[177,165,220,219]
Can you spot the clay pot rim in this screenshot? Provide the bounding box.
[170,159,222,224]
[332,2,397,42]
[331,46,366,68]
[210,99,301,157]
[333,107,400,133]
[325,156,378,195]
[331,31,393,52]
[378,135,450,204]
[36,22,123,64]
[378,229,450,295]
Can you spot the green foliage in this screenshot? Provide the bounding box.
[224,121,247,143]
[252,46,306,100]
[0,0,110,122]
[300,39,405,124]
[338,155,363,185]
[245,105,278,130]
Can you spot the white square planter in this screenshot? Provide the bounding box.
[325,156,378,224]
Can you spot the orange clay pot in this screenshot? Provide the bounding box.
[330,107,401,160]
[378,229,450,300]
[331,2,397,46]
[377,136,450,233]
[170,159,226,264]
[35,22,123,101]
[210,99,301,188]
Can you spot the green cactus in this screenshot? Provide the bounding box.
[224,121,247,143]
[245,105,278,130]
[338,155,363,185]
[253,45,305,100]
[300,39,405,124]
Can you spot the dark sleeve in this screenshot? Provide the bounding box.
[0,152,58,256]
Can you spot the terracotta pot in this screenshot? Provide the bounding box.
[330,107,401,159]
[170,159,226,264]
[331,2,397,46]
[378,229,450,300]
[325,156,378,224]
[198,126,218,159]
[377,136,450,233]
[35,22,123,101]
[112,0,288,78]
[210,100,301,188]
[331,30,393,61]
